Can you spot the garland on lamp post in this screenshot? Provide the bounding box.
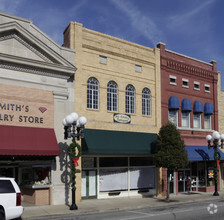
[67,141,82,191]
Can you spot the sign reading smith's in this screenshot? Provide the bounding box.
[113,113,131,124]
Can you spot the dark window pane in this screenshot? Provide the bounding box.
[100,157,128,167]
[130,157,154,166]
[0,180,15,193]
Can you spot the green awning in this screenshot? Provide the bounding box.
[82,129,157,155]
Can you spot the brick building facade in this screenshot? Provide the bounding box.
[157,42,223,195]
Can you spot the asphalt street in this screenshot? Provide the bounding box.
[30,198,224,220]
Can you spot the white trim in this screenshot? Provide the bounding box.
[169,75,176,79]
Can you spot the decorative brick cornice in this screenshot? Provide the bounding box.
[163,58,217,79]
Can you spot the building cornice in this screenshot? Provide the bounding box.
[161,57,217,79]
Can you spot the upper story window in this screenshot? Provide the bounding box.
[87,77,99,110]
[107,81,118,112]
[99,55,107,64]
[182,78,189,88]
[168,96,179,127]
[142,88,151,116]
[125,84,135,114]
[181,98,191,128]
[204,102,213,130]
[194,81,200,91]
[193,101,203,129]
[169,75,177,86]
[204,115,211,130]
[169,110,178,127]
[181,112,190,128]
[204,84,210,93]
[135,64,142,72]
[193,113,201,129]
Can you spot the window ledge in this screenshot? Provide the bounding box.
[178,127,213,132]
[170,82,177,86]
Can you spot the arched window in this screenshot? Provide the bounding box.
[107,81,118,112]
[87,77,99,109]
[125,84,135,114]
[142,88,151,115]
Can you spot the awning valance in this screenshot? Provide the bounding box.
[204,103,213,115]
[82,129,157,155]
[181,99,192,111]
[193,101,203,113]
[168,96,179,110]
[185,145,224,161]
[0,125,59,156]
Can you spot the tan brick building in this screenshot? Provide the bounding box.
[63,22,161,201]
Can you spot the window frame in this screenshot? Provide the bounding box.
[193,112,201,129]
[107,81,118,112]
[125,84,135,114]
[181,111,190,128]
[142,88,151,116]
[182,78,189,88]
[169,75,177,86]
[87,77,99,110]
[168,110,178,127]
[99,55,107,64]
[135,64,142,72]
[194,81,200,91]
[204,114,212,130]
[204,84,210,93]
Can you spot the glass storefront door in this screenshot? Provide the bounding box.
[81,170,97,199]
[178,169,191,193]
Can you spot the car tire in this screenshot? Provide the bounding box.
[0,208,5,220]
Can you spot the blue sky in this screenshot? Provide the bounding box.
[1,0,224,88]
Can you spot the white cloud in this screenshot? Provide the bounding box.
[110,0,165,45]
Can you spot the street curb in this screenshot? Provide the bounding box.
[22,195,224,220]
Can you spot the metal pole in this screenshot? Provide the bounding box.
[70,138,78,210]
[213,140,219,196]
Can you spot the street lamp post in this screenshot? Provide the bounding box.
[63,112,87,210]
[206,131,224,196]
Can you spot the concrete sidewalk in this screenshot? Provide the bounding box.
[22,192,224,220]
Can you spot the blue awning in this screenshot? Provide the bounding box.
[168,96,179,110]
[181,99,192,111]
[204,103,213,115]
[185,145,224,161]
[193,101,203,113]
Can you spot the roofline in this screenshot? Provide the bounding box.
[165,49,213,66]
[0,11,32,23]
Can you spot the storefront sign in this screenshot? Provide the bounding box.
[0,84,54,128]
[113,113,131,124]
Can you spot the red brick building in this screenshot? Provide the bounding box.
[157,43,223,195]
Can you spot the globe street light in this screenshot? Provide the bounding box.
[63,112,87,210]
[206,131,224,196]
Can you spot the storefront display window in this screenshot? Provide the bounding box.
[198,162,205,187]
[21,166,52,187]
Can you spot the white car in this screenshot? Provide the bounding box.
[0,177,24,220]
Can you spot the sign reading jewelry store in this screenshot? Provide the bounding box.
[113,113,131,124]
[0,84,54,128]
